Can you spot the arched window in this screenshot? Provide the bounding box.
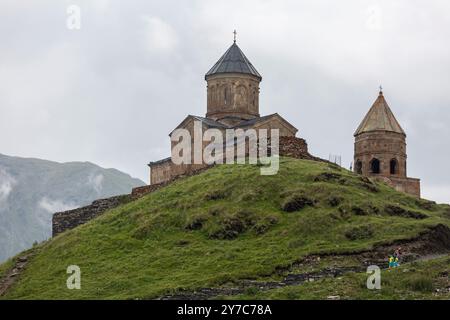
[223,85,231,105]
[390,159,398,175]
[355,160,363,174]
[224,87,228,105]
[370,158,380,174]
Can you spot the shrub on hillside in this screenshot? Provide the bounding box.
[207,210,255,240]
[185,215,207,230]
[204,189,229,201]
[384,205,428,219]
[345,225,374,241]
[407,276,434,292]
[281,195,315,212]
[313,172,343,183]
[253,215,279,235]
[327,196,343,207]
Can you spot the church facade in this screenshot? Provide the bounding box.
[353,90,421,197]
[148,40,297,185]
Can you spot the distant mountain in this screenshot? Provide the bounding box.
[0,153,145,262]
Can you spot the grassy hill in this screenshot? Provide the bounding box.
[1,157,449,300]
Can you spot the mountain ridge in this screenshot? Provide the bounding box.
[0,153,145,262]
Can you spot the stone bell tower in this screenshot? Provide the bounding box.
[205,37,262,125]
[353,89,420,197]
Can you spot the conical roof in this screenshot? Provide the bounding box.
[354,91,405,136]
[205,42,262,80]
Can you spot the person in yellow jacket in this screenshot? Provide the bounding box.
[388,255,400,270]
[388,256,395,270]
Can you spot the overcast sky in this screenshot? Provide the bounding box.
[1,0,450,203]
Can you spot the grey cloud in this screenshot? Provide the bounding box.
[0,0,449,203]
[87,173,104,194]
[0,169,16,203]
[38,197,78,214]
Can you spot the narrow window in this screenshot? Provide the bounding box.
[390,159,398,175]
[370,158,380,174]
[355,160,363,174]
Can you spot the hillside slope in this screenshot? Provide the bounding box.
[0,153,145,262]
[1,157,449,299]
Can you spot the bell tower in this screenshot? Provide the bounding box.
[354,89,407,178]
[354,89,420,197]
[205,37,262,123]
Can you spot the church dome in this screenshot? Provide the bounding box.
[354,90,405,136]
[205,42,262,80]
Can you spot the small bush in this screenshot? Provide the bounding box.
[407,276,434,292]
[185,215,206,230]
[345,225,374,241]
[208,217,246,240]
[415,199,437,211]
[327,196,343,207]
[385,205,427,219]
[281,195,314,212]
[351,206,367,216]
[207,210,256,240]
[205,189,229,201]
[253,215,279,235]
[314,172,343,183]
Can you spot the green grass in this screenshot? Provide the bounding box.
[0,258,14,279]
[1,157,449,300]
[222,255,450,300]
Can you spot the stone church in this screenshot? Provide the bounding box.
[148,39,298,185]
[147,38,421,198]
[353,90,421,197]
[52,39,424,238]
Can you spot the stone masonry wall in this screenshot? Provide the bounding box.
[52,195,131,236]
[278,136,322,162]
[53,137,322,236]
[149,136,321,185]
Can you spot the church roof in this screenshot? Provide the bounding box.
[205,42,262,80]
[354,91,406,136]
[190,115,229,129]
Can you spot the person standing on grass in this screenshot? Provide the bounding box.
[394,247,402,266]
[388,256,395,270]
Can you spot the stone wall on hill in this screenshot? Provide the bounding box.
[52,195,131,236]
[52,137,323,236]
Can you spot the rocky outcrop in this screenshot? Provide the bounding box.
[0,254,32,296]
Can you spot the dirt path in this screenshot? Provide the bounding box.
[159,224,450,300]
[158,266,366,300]
[0,254,32,297]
